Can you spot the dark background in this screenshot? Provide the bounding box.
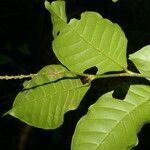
[0,0,150,149]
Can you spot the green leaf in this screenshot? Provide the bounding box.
[71,85,150,150]
[45,0,67,38]
[8,65,90,129]
[129,45,150,81]
[52,11,127,74]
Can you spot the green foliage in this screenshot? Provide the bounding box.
[8,65,90,129]
[71,85,150,150]
[112,0,119,2]
[46,0,127,74]
[129,45,150,81]
[18,43,30,55]
[1,0,149,150]
[0,54,12,65]
[45,1,67,38]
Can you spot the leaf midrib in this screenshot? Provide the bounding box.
[12,82,89,108]
[95,98,150,149]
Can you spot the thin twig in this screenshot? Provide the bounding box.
[0,70,149,81]
[0,74,37,80]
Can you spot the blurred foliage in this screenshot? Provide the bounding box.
[0,0,150,150]
[0,54,12,65]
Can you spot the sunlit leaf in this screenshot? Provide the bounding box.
[9,65,90,129]
[72,85,150,150]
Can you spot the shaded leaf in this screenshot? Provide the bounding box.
[9,65,90,129]
[71,85,150,150]
[129,45,150,81]
[0,54,12,65]
[18,43,30,55]
[52,11,127,74]
[112,0,119,2]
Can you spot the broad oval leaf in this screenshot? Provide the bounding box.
[53,11,127,74]
[129,45,150,81]
[45,1,67,38]
[8,65,90,129]
[71,85,150,150]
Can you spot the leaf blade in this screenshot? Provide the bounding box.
[71,85,150,150]
[53,11,127,74]
[45,1,67,38]
[129,45,150,80]
[9,65,90,129]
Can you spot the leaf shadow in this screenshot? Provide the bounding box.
[22,76,79,92]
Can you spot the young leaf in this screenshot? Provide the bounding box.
[129,45,150,81]
[45,0,67,38]
[71,85,150,150]
[8,65,90,129]
[52,11,127,74]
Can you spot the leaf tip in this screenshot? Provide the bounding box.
[44,0,50,10]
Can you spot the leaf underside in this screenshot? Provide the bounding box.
[71,85,150,150]
[8,65,90,129]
